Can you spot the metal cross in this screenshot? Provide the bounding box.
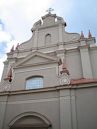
[46,8,54,14]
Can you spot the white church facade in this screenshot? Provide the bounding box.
[0,11,97,129]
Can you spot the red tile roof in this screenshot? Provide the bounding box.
[71,78,97,85]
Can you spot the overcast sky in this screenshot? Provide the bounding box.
[0,0,97,80]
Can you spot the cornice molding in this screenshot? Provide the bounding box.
[14,60,58,69]
[0,82,97,96]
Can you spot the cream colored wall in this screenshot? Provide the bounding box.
[37,26,59,47]
[90,48,97,78]
[12,64,58,91]
[0,86,97,129]
[2,90,60,129]
[0,96,8,129]
[76,87,97,129]
[66,49,83,79]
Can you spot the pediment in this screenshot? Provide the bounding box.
[15,51,58,68]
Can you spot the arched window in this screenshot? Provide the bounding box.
[45,34,51,45]
[26,76,43,89]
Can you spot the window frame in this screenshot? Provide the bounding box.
[26,76,43,90]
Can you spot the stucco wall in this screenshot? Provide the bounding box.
[90,48,97,78]
[76,87,97,129]
[66,49,83,79]
[0,86,97,129]
[12,64,58,91]
[37,26,59,47]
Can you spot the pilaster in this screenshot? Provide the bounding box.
[59,89,77,129]
[0,95,8,129]
[79,40,93,78]
[59,24,63,43]
[34,29,38,47]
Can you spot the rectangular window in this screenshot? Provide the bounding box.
[26,77,43,89]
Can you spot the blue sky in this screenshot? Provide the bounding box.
[0,0,97,79]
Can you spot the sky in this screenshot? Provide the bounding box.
[0,0,97,80]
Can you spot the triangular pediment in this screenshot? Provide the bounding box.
[15,51,58,68]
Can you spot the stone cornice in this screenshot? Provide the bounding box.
[79,37,96,42]
[7,41,80,55]
[14,60,58,69]
[0,82,97,96]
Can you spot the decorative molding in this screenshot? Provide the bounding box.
[9,112,51,128]
[14,51,58,68]
[0,80,97,96]
[59,73,70,85]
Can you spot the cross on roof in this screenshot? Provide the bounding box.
[46,8,54,14]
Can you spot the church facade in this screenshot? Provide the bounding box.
[0,12,97,129]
